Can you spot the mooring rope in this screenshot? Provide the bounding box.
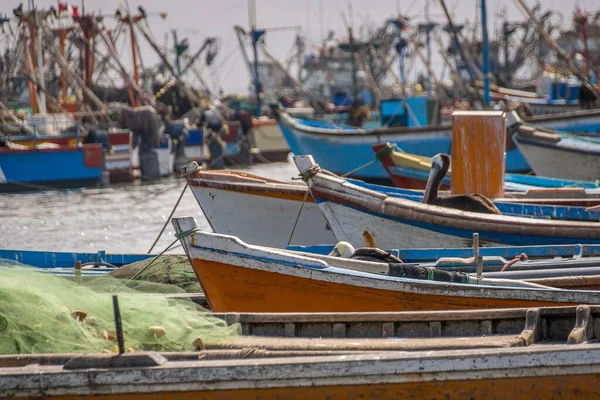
[287,144,395,244]
[147,183,189,254]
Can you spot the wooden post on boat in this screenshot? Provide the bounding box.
[451,111,506,198]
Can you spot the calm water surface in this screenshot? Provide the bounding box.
[0,159,300,253]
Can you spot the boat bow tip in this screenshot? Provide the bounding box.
[293,155,319,176]
[181,161,202,177]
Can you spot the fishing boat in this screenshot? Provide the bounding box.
[251,117,290,162]
[173,217,600,313]
[0,248,153,269]
[0,141,105,191]
[5,305,600,398]
[276,108,600,181]
[276,109,452,183]
[514,128,600,181]
[182,162,600,248]
[373,142,599,190]
[182,162,336,248]
[293,155,600,249]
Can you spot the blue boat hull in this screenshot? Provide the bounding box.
[0,145,103,192]
[279,110,600,179]
[278,115,451,181]
[0,249,153,268]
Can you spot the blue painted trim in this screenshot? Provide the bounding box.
[0,249,154,268]
[347,178,600,222]
[287,243,600,261]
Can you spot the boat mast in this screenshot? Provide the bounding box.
[127,13,140,106]
[574,10,591,79]
[419,2,436,95]
[249,0,263,116]
[33,8,47,113]
[388,17,407,94]
[514,0,600,98]
[480,0,491,108]
[438,0,477,85]
[59,25,67,103]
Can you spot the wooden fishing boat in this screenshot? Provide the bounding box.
[0,142,105,192]
[5,305,600,399]
[251,117,290,162]
[276,108,600,181]
[173,217,600,313]
[182,162,336,248]
[373,142,599,191]
[294,155,600,249]
[514,128,600,181]
[0,248,153,268]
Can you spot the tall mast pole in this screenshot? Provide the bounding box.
[250,9,264,117]
[480,0,491,108]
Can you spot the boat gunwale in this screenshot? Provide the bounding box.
[514,134,600,157]
[308,171,600,238]
[4,345,600,397]
[186,174,308,198]
[278,111,451,137]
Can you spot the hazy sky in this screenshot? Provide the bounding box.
[23,0,596,92]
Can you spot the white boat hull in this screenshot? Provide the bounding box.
[515,141,600,181]
[319,201,476,249]
[189,184,336,248]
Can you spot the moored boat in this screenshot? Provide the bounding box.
[182,162,336,247]
[251,117,290,162]
[5,306,600,398]
[276,108,600,181]
[514,128,600,181]
[293,155,600,249]
[0,142,105,191]
[374,142,600,190]
[173,217,600,313]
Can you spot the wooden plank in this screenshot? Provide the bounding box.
[205,335,525,351]
[451,111,506,198]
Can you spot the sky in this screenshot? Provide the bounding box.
[16,0,597,93]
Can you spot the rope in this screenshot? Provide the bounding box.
[286,190,309,248]
[340,144,395,177]
[147,183,189,254]
[501,253,529,272]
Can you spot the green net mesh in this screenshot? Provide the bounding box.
[0,263,238,355]
[108,255,202,293]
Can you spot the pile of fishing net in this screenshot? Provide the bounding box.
[0,265,238,355]
[108,255,202,293]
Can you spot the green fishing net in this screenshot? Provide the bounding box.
[108,255,202,293]
[0,264,238,355]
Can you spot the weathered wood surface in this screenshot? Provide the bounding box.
[3,304,600,398]
[5,345,600,399]
[451,111,506,198]
[207,335,525,351]
[172,219,600,313]
[214,306,590,343]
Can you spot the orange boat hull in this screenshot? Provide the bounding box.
[191,259,571,313]
[16,373,600,400]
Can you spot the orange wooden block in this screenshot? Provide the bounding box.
[451,111,506,198]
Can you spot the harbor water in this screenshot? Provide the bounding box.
[0,159,299,254]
